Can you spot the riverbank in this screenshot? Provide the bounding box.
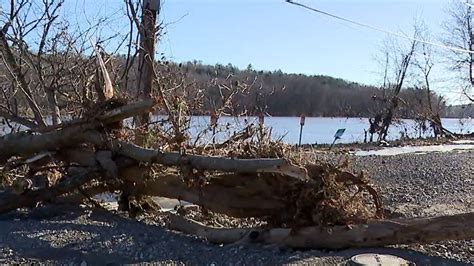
[0,150,472,264]
[303,135,474,151]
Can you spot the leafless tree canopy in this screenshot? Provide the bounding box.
[442,0,474,102]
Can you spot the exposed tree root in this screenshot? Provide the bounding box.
[0,99,472,250]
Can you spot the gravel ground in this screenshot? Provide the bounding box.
[0,150,473,265]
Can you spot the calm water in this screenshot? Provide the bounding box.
[1,116,472,145]
[184,116,474,145]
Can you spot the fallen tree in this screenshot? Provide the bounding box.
[169,212,474,249]
[0,98,473,249]
[0,1,472,251]
[0,105,379,225]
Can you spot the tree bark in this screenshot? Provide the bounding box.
[137,0,160,126]
[94,48,114,101]
[0,169,99,214]
[0,99,156,162]
[120,169,287,218]
[46,88,61,126]
[169,212,474,249]
[108,141,307,179]
[0,126,100,163]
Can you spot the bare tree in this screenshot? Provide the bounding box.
[442,0,474,102]
[370,30,418,142]
[0,0,130,131]
[413,25,446,138]
[0,0,47,127]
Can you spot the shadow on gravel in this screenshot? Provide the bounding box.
[1,207,220,264]
[0,204,85,221]
[0,206,469,265]
[0,207,135,264]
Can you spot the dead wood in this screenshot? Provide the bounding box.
[1,96,469,251]
[55,184,110,205]
[103,141,308,180]
[0,126,100,163]
[121,169,286,218]
[0,109,38,129]
[114,162,381,226]
[0,99,156,162]
[169,212,474,249]
[0,0,471,250]
[93,47,115,101]
[137,0,160,126]
[37,98,156,133]
[0,169,99,214]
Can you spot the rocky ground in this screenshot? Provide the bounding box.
[0,149,473,265]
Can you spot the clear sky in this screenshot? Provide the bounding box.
[160,0,444,82]
[64,0,469,104]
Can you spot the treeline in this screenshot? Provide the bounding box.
[444,104,474,118]
[4,53,471,119]
[178,61,450,118]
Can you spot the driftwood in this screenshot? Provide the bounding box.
[0,98,307,219]
[56,168,305,218]
[0,126,99,163]
[123,170,286,218]
[0,169,99,214]
[0,99,156,162]
[104,141,308,180]
[1,98,473,251]
[169,212,474,249]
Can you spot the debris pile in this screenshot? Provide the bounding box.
[0,99,472,249]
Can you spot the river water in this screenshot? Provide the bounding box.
[185,116,473,145]
[1,116,472,145]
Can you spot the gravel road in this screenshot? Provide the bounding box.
[0,150,472,265]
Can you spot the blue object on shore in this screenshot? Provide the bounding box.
[334,128,346,139]
[330,128,346,149]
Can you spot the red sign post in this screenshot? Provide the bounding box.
[298,114,305,147]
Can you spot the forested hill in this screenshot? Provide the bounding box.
[444,104,474,118]
[178,61,451,118]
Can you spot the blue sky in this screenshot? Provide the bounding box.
[64,0,469,104]
[160,0,444,82]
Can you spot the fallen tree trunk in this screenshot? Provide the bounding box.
[169,212,474,249]
[6,98,469,251]
[30,158,380,225]
[122,169,287,218]
[104,141,308,180]
[1,131,306,181]
[0,99,156,162]
[0,127,101,163]
[0,169,99,214]
[53,165,288,218]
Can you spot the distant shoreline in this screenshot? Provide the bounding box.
[150,113,473,120]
